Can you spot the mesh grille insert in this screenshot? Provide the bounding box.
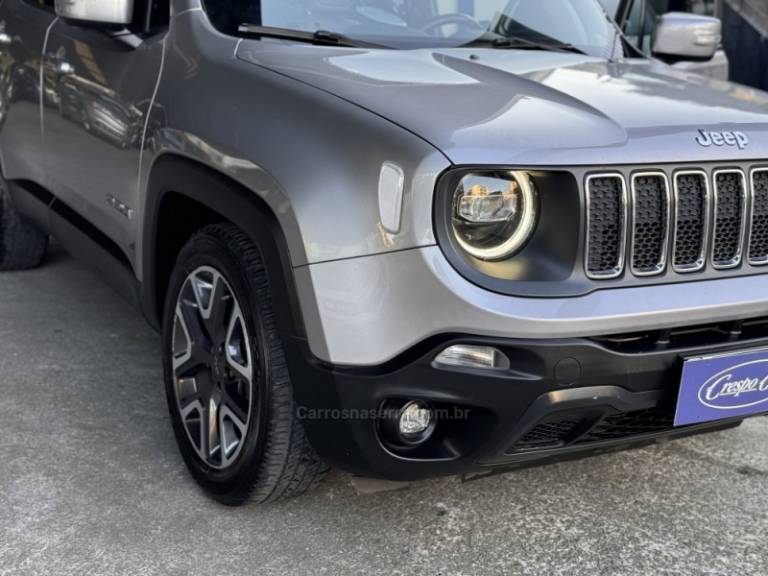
[578,409,675,442]
[508,408,681,454]
[583,167,768,279]
[631,175,668,274]
[713,171,745,267]
[673,173,707,270]
[586,176,625,277]
[749,170,768,264]
[512,420,580,451]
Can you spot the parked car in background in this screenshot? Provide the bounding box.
[2,0,768,505]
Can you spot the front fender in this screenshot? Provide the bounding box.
[138,8,449,274]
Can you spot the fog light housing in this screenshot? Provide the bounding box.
[399,401,433,436]
[380,400,437,447]
[434,345,510,371]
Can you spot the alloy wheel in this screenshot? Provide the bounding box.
[171,266,256,470]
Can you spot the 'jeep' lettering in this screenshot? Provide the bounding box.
[697,129,749,150]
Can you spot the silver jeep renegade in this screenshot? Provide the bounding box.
[2,0,768,504]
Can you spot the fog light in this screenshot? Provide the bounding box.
[434,345,510,371]
[379,399,437,447]
[399,401,433,436]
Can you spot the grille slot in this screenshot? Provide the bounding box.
[672,171,709,272]
[631,173,670,275]
[508,408,680,454]
[585,175,627,279]
[749,169,768,265]
[591,317,768,353]
[712,170,747,269]
[512,420,579,451]
[577,408,675,443]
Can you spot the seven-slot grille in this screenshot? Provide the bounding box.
[585,168,762,279]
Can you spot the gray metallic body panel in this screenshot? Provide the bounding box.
[4,1,768,367]
[239,47,768,166]
[42,19,163,259]
[53,0,134,25]
[299,246,768,366]
[137,9,447,273]
[0,0,56,183]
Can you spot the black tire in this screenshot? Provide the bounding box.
[0,178,48,272]
[162,223,328,505]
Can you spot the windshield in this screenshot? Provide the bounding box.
[204,0,619,57]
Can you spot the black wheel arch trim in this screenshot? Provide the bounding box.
[141,154,307,343]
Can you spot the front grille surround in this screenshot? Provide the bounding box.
[584,173,628,280]
[672,170,710,273]
[630,171,671,276]
[584,165,765,281]
[711,168,748,270]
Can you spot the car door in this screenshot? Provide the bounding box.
[42,2,167,263]
[0,0,57,185]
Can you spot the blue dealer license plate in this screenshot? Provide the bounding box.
[675,348,768,426]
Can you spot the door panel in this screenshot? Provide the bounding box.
[0,0,56,183]
[42,22,163,262]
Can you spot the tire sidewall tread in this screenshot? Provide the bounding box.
[162,223,327,505]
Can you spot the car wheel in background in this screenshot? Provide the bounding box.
[0,177,49,272]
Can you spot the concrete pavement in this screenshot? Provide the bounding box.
[1,246,767,576]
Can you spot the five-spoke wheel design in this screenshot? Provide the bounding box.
[171,266,255,470]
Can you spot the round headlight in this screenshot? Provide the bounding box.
[451,171,538,261]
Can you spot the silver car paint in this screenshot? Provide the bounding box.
[3,1,768,366]
[297,246,768,365]
[652,13,722,61]
[238,46,768,166]
[0,1,57,185]
[136,8,448,272]
[42,11,164,256]
[53,0,135,25]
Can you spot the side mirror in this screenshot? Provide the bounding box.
[652,12,722,61]
[54,0,135,26]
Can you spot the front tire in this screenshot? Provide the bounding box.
[162,224,327,504]
[0,178,48,272]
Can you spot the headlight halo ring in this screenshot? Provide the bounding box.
[450,170,539,261]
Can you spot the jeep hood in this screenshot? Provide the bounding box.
[236,44,768,165]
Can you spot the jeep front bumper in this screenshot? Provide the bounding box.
[295,246,768,367]
[285,328,759,481]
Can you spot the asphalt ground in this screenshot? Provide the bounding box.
[1,245,767,576]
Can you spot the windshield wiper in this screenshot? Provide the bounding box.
[462,36,587,55]
[237,24,388,49]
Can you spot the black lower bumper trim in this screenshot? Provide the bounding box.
[483,386,745,466]
[465,418,742,482]
[284,332,767,482]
